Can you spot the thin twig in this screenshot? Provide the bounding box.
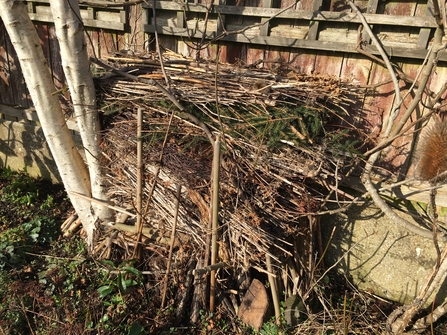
[79,0,144,7]
[196,0,214,60]
[193,262,228,276]
[349,0,442,241]
[68,190,136,218]
[209,0,299,46]
[149,0,170,89]
[90,57,214,142]
[347,0,401,135]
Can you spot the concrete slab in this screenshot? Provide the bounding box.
[322,201,447,307]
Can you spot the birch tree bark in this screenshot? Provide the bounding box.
[49,0,113,222]
[0,0,98,246]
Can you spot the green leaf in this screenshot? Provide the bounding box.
[117,272,126,293]
[100,259,116,268]
[124,279,138,287]
[98,285,113,298]
[129,321,144,335]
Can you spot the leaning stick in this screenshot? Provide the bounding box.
[68,190,136,218]
[161,184,182,308]
[210,134,221,313]
[193,262,228,276]
[266,254,281,325]
[132,108,144,260]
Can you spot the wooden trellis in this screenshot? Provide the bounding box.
[142,0,443,61]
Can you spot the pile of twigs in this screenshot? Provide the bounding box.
[93,50,367,322]
[97,50,361,114]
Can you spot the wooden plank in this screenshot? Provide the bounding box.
[383,0,417,16]
[29,12,125,30]
[393,60,433,174]
[30,0,126,9]
[200,42,218,60]
[86,7,95,20]
[288,49,316,75]
[141,2,437,27]
[27,1,37,14]
[417,0,433,49]
[35,23,50,61]
[318,22,358,44]
[362,59,399,151]
[28,4,126,31]
[264,46,289,70]
[29,0,50,4]
[0,20,15,107]
[47,23,71,111]
[385,182,447,208]
[362,0,379,44]
[176,38,190,56]
[308,0,323,40]
[216,0,226,36]
[145,25,447,61]
[81,18,124,31]
[259,0,273,36]
[339,53,372,131]
[99,30,118,58]
[0,105,39,122]
[340,52,372,85]
[127,1,145,53]
[177,11,186,29]
[48,25,65,90]
[246,45,265,65]
[6,33,29,109]
[220,41,243,63]
[0,104,79,131]
[428,63,447,95]
[270,21,308,39]
[314,51,343,77]
[144,25,217,39]
[88,28,101,59]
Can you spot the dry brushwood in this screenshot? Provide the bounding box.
[96,51,366,263]
[91,50,369,323]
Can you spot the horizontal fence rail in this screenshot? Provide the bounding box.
[141,0,442,61]
[27,0,127,31]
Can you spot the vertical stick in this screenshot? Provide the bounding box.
[133,107,144,260]
[266,254,281,325]
[210,134,221,313]
[161,184,182,308]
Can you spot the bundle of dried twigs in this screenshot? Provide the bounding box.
[94,50,366,312]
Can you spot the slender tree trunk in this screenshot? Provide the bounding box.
[0,0,97,246]
[49,0,113,222]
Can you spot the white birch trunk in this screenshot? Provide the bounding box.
[49,0,113,222]
[0,0,97,246]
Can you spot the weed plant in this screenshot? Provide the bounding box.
[0,168,403,334]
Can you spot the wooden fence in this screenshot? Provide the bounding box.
[1,0,447,172]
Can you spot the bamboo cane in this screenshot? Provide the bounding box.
[161,184,182,308]
[210,134,221,313]
[132,108,144,260]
